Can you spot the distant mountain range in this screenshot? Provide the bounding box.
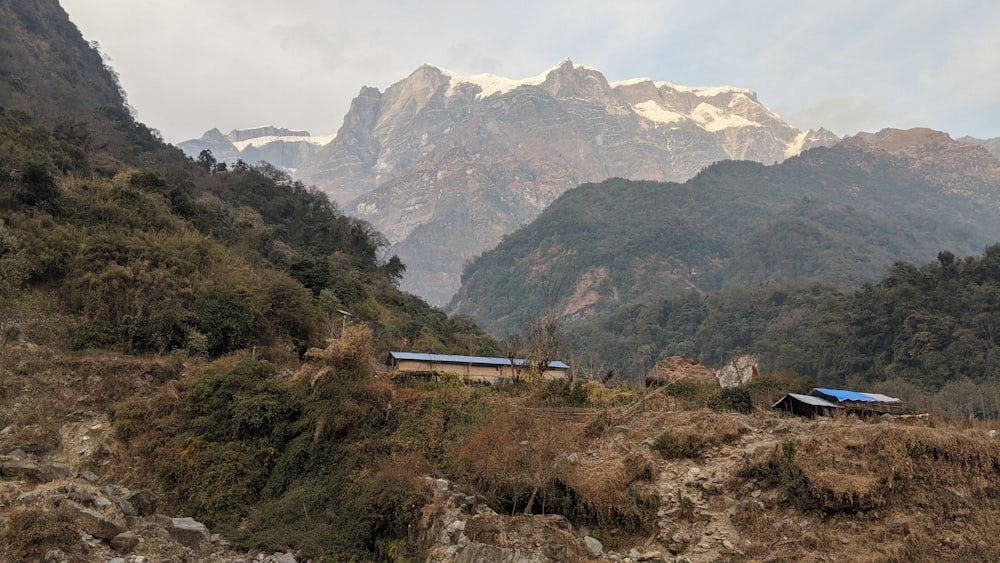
[449,128,1000,334]
[176,126,333,171]
[178,59,839,305]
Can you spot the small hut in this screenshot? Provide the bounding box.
[772,388,903,418]
[771,393,840,418]
[809,388,904,415]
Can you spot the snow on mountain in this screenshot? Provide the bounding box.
[439,57,605,100]
[659,82,755,98]
[291,59,839,305]
[180,60,841,305]
[231,133,336,151]
[631,100,685,125]
[176,127,334,171]
[691,102,761,131]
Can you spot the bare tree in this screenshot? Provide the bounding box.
[519,276,566,380]
[500,332,525,382]
[521,312,562,380]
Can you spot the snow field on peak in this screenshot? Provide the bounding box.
[232,133,336,151]
[629,99,762,131]
[658,82,755,98]
[442,69,550,99]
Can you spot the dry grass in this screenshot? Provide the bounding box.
[789,421,1000,511]
[0,505,90,561]
[305,323,375,374]
[649,409,750,459]
[0,352,181,458]
[734,417,1000,561]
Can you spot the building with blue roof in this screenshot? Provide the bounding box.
[772,388,903,417]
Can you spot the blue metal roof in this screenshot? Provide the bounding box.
[389,351,569,370]
[811,388,888,403]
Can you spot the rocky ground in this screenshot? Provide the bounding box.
[412,402,1000,562]
[3,352,1000,562]
[412,407,778,562]
[0,430,298,562]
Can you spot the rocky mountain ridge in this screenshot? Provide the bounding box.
[959,135,1000,159]
[180,59,838,305]
[313,59,839,304]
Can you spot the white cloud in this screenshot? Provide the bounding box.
[59,0,1000,142]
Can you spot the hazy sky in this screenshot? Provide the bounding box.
[60,0,1000,144]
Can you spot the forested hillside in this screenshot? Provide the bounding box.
[567,245,1000,418]
[0,0,492,363]
[451,141,1000,336]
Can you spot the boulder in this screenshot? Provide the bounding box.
[111,531,140,554]
[126,489,158,516]
[163,516,210,550]
[1,459,71,482]
[584,535,603,557]
[715,355,759,388]
[59,498,124,540]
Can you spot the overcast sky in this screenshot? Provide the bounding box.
[60,0,1000,144]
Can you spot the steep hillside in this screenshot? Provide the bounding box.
[0,0,493,363]
[0,0,124,118]
[451,129,1000,335]
[0,3,503,561]
[287,59,836,305]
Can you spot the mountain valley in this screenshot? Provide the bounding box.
[5,1,1000,561]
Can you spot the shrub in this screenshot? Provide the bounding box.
[195,287,262,356]
[112,397,147,441]
[708,387,753,413]
[305,323,375,375]
[651,431,702,459]
[0,506,88,561]
[534,378,589,407]
[663,380,719,407]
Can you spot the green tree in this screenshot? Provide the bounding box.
[196,287,262,356]
[0,229,30,388]
[382,254,406,286]
[196,149,217,173]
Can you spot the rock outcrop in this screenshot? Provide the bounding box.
[414,476,595,562]
[0,450,298,562]
[715,355,759,388]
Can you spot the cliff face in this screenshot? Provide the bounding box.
[296,59,836,305]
